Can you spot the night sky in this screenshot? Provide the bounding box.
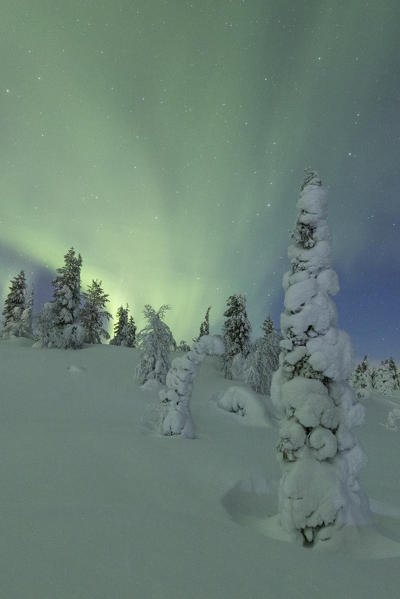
[1,0,399,360]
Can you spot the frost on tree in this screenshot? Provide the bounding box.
[271,170,368,546]
[2,270,33,338]
[135,305,175,385]
[36,247,85,349]
[160,334,225,438]
[110,305,137,347]
[373,358,399,395]
[350,355,373,398]
[222,294,251,379]
[243,316,280,395]
[81,280,112,344]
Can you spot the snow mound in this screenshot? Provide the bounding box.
[216,386,271,427]
[67,364,86,374]
[383,407,400,431]
[140,378,164,392]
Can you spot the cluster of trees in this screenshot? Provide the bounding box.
[351,355,400,397]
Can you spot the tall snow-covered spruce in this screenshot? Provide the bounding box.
[135,304,175,385]
[1,270,33,338]
[81,280,112,344]
[36,248,84,349]
[222,294,251,378]
[271,170,368,546]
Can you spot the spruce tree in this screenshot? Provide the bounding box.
[1,270,32,338]
[222,294,251,378]
[110,305,129,346]
[37,247,84,349]
[195,306,211,341]
[81,280,112,344]
[136,304,175,385]
[125,315,137,348]
[373,358,399,395]
[271,170,368,546]
[350,355,373,398]
[243,316,280,395]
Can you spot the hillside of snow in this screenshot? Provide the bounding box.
[1,338,400,598]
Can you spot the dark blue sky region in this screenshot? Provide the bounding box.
[0,0,399,360]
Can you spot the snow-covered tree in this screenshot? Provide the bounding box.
[160,335,225,438]
[136,304,175,385]
[110,306,128,346]
[271,170,368,546]
[222,294,251,379]
[243,317,280,395]
[2,270,33,338]
[81,280,112,344]
[373,358,399,395]
[110,306,136,347]
[36,247,84,349]
[350,355,373,398]
[195,306,211,341]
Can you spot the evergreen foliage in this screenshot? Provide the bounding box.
[126,316,137,348]
[271,170,367,546]
[350,355,373,398]
[1,270,33,338]
[222,294,251,379]
[243,317,280,394]
[177,340,191,352]
[110,305,136,347]
[136,304,175,385]
[36,247,84,349]
[81,280,112,344]
[373,358,399,395]
[195,306,211,341]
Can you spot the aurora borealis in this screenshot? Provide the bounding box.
[1,0,399,359]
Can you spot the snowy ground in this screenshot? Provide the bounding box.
[1,338,400,598]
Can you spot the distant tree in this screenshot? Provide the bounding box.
[136,304,175,385]
[195,306,211,341]
[350,355,373,398]
[81,280,112,344]
[222,294,251,378]
[36,247,84,349]
[110,306,128,346]
[2,270,33,338]
[243,316,280,394]
[125,315,137,348]
[271,170,367,546]
[373,358,399,395]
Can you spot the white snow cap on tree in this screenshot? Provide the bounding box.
[271,170,369,546]
[136,305,175,385]
[160,334,225,438]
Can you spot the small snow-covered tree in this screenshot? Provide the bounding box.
[373,358,399,395]
[350,355,373,398]
[36,247,84,349]
[243,317,280,394]
[136,304,175,385]
[2,270,33,338]
[195,306,211,341]
[81,280,112,344]
[271,170,368,546]
[160,335,225,437]
[222,294,251,379]
[110,305,129,346]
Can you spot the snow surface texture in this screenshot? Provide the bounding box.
[160,334,225,437]
[0,338,400,599]
[216,385,271,427]
[272,172,369,546]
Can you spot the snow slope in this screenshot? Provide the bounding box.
[0,338,400,598]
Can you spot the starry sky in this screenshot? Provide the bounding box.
[1,0,399,360]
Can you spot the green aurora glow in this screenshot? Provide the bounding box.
[1,1,399,357]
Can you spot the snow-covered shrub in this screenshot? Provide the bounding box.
[216,386,271,427]
[271,170,368,546]
[222,294,251,379]
[160,334,225,438]
[384,408,400,431]
[136,305,175,385]
[177,340,191,352]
